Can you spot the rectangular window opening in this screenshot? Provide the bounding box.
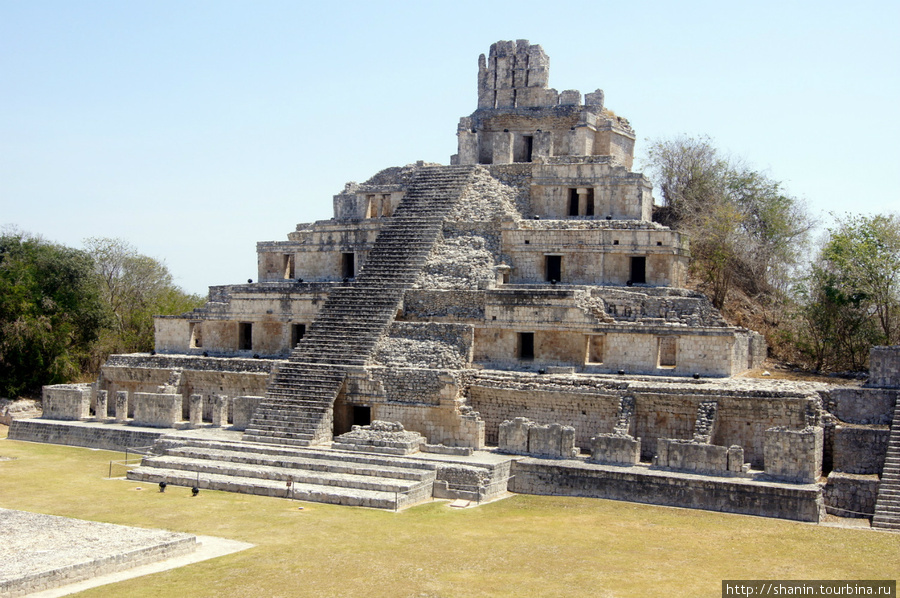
[189,322,203,348]
[342,252,355,279]
[630,256,646,284]
[352,405,371,427]
[568,188,579,216]
[524,135,533,162]
[585,189,595,216]
[658,336,677,367]
[238,322,253,351]
[545,255,562,283]
[518,332,535,361]
[586,335,604,364]
[283,254,295,279]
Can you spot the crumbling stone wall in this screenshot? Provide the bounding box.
[498,417,578,459]
[374,323,473,369]
[466,372,821,466]
[99,355,272,420]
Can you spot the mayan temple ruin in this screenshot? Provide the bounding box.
[13,40,899,528]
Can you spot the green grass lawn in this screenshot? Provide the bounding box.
[1,426,898,598]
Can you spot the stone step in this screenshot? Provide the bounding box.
[127,466,430,510]
[163,446,435,482]
[154,438,444,473]
[142,455,433,493]
[246,165,475,446]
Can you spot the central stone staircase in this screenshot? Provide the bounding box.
[872,399,900,531]
[242,165,475,447]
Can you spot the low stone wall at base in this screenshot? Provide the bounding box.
[510,458,823,522]
[823,472,880,519]
[9,419,168,451]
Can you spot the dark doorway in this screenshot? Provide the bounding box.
[515,135,534,162]
[585,189,595,216]
[342,252,355,279]
[568,188,579,216]
[238,322,253,351]
[518,332,535,360]
[352,405,371,427]
[630,256,646,284]
[546,255,562,282]
[291,323,306,348]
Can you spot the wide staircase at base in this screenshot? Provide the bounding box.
[872,399,900,531]
[242,165,476,447]
[127,438,437,510]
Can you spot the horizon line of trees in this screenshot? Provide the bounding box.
[0,230,205,398]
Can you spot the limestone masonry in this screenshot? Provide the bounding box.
[17,40,900,526]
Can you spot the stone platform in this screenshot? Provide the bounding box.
[10,418,829,521]
[510,458,825,522]
[0,509,197,597]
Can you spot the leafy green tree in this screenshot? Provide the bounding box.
[792,214,900,371]
[0,230,107,397]
[83,237,204,359]
[821,214,900,345]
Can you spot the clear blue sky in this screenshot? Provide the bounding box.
[2,1,898,295]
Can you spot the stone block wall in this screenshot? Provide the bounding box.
[232,396,264,430]
[528,162,652,221]
[589,433,640,466]
[372,402,484,449]
[498,417,578,458]
[500,225,686,287]
[401,290,486,321]
[510,459,824,522]
[472,326,742,378]
[99,355,272,421]
[828,387,897,425]
[346,367,484,448]
[466,372,818,466]
[131,393,183,428]
[653,439,733,475]
[832,425,890,474]
[41,385,91,421]
[764,427,823,483]
[498,417,532,453]
[869,345,900,388]
[823,472,880,518]
[528,423,578,458]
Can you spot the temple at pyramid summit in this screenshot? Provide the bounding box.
[15,41,899,528]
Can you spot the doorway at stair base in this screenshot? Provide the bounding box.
[333,396,372,436]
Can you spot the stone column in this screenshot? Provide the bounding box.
[95,390,108,422]
[211,394,229,427]
[115,391,128,423]
[189,394,203,428]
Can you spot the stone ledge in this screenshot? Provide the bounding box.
[510,458,823,522]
